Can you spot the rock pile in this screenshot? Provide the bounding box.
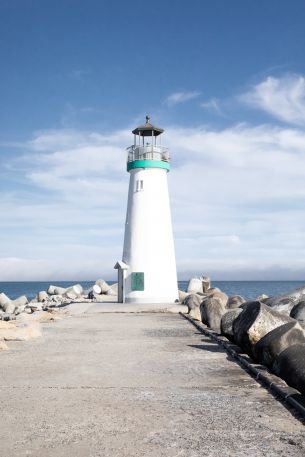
[0,280,117,321]
[0,279,118,350]
[181,278,305,396]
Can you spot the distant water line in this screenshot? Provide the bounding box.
[0,280,305,301]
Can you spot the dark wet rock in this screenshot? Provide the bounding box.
[88,290,95,300]
[273,343,305,396]
[184,294,202,321]
[227,295,245,309]
[254,321,305,367]
[290,301,305,322]
[232,301,293,356]
[221,308,243,340]
[239,300,259,310]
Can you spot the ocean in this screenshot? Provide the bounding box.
[0,280,304,301]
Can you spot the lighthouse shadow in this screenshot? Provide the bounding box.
[188,342,225,353]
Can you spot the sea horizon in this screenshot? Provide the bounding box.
[1,279,304,302]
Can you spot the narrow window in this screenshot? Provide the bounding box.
[135,180,144,192]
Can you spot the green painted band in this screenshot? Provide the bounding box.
[127,160,170,172]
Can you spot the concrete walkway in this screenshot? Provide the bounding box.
[0,311,305,457]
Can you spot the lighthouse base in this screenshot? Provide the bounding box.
[125,296,178,305]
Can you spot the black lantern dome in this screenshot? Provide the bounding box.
[132,115,164,137]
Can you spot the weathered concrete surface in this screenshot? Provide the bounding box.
[64,301,188,315]
[0,312,304,457]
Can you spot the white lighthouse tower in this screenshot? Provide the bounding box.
[115,116,178,304]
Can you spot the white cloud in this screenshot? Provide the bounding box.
[200,98,222,114]
[240,74,305,126]
[3,119,305,280]
[164,91,201,106]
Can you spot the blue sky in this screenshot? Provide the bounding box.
[1,0,305,280]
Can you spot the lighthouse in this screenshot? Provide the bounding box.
[115,116,178,304]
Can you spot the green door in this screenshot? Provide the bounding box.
[131,272,145,291]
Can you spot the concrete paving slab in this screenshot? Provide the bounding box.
[64,302,188,314]
[0,312,304,456]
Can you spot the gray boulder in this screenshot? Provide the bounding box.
[205,287,221,296]
[3,301,16,314]
[267,298,294,316]
[290,300,305,322]
[0,293,11,310]
[64,284,83,300]
[108,283,118,295]
[106,286,117,296]
[227,295,245,309]
[14,305,26,315]
[184,294,202,321]
[200,297,227,332]
[30,303,43,312]
[254,321,305,368]
[264,285,305,315]
[187,277,203,294]
[272,343,305,396]
[232,301,293,356]
[95,279,111,294]
[92,284,102,294]
[221,308,243,340]
[47,285,60,295]
[206,290,228,306]
[201,276,211,292]
[53,286,67,295]
[178,290,189,302]
[255,294,269,301]
[37,291,49,302]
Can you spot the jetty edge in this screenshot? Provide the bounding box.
[182,275,305,401]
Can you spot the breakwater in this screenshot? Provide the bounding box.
[182,276,305,399]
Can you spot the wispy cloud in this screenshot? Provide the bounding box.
[164,91,201,106]
[200,97,222,115]
[240,74,305,126]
